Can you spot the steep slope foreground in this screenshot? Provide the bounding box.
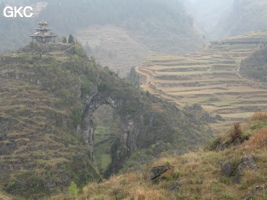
[0,44,211,199]
[52,113,267,200]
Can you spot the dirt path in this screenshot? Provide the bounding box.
[135,65,183,106]
[0,193,12,200]
[135,65,155,93]
[225,53,243,78]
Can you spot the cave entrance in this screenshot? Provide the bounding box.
[92,104,122,174]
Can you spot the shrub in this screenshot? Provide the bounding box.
[120,178,127,185]
[72,109,82,127]
[204,137,221,151]
[68,34,75,44]
[98,83,108,91]
[229,123,242,141]
[68,181,78,197]
[19,105,25,110]
[251,112,267,122]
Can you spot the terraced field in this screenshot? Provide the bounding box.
[136,32,267,132]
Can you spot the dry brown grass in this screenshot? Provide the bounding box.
[130,187,165,200]
[251,112,267,121]
[52,146,267,200]
[153,156,177,167]
[78,172,168,200]
[244,128,267,150]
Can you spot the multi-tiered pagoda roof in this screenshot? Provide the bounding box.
[30,22,57,43]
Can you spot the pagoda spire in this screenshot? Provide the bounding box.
[30,21,57,43]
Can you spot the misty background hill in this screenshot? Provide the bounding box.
[213,0,267,39]
[2,0,267,75]
[0,0,204,76]
[182,0,234,40]
[183,0,267,40]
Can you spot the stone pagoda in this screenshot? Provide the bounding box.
[30,22,57,43]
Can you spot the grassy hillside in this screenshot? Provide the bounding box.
[51,113,267,200]
[0,44,102,199]
[0,43,212,199]
[132,31,267,133]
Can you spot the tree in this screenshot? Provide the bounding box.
[85,41,92,54]
[68,34,75,44]
[68,181,78,197]
[62,36,67,43]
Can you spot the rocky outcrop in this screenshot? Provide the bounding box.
[234,155,259,184]
[221,161,233,177]
[219,155,259,185]
[244,186,267,200]
[214,135,249,152]
[167,181,180,192]
[148,166,172,183]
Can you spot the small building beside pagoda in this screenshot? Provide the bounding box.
[30,22,57,43]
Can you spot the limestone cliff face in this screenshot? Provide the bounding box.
[78,79,212,174]
[0,44,211,198]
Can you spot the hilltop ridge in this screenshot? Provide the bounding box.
[0,43,211,199]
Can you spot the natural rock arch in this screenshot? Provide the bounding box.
[77,82,180,174]
[77,75,209,174]
[79,88,141,172]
